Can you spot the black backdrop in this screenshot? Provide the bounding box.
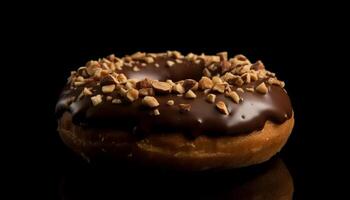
[6,10,347,199]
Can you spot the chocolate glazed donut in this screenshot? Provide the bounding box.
[56,51,294,170]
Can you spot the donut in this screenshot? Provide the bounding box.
[56,51,294,170]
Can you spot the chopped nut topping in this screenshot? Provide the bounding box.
[236,88,244,93]
[242,73,251,83]
[172,51,183,59]
[153,109,160,116]
[251,60,265,70]
[166,60,175,67]
[256,82,268,94]
[212,76,223,84]
[226,91,240,103]
[115,61,123,70]
[219,61,232,73]
[203,68,212,77]
[172,83,185,94]
[206,94,216,103]
[129,78,138,85]
[167,100,175,106]
[106,96,112,101]
[221,72,236,82]
[137,78,153,89]
[245,87,254,92]
[183,79,198,91]
[126,88,139,102]
[83,87,93,96]
[234,77,244,86]
[142,96,159,108]
[74,81,86,87]
[84,78,94,84]
[77,67,89,78]
[194,59,201,64]
[230,54,251,67]
[107,54,116,61]
[133,66,140,71]
[250,72,258,81]
[76,76,85,82]
[179,104,191,112]
[267,78,285,88]
[216,51,228,61]
[258,70,267,79]
[103,57,112,64]
[67,52,285,113]
[108,63,116,71]
[280,81,285,88]
[102,84,115,93]
[139,88,155,96]
[175,59,183,64]
[225,86,232,93]
[216,101,229,115]
[239,64,252,74]
[152,81,172,93]
[185,90,197,99]
[208,63,217,71]
[185,53,196,61]
[124,56,132,62]
[117,73,128,84]
[147,53,157,58]
[100,74,118,86]
[166,79,175,86]
[116,85,128,95]
[136,78,152,89]
[69,71,76,78]
[212,83,226,93]
[266,71,276,77]
[267,78,276,85]
[91,95,102,106]
[125,81,135,90]
[86,60,100,76]
[203,89,211,94]
[112,98,122,104]
[101,69,110,77]
[199,76,213,90]
[86,60,100,68]
[93,68,103,78]
[202,55,221,66]
[143,57,154,64]
[101,62,110,70]
[131,52,146,59]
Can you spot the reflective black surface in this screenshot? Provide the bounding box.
[59,157,293,200]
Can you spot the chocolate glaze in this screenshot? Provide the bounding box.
[56,56,292,137]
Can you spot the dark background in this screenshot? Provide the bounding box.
[5,5,347,199]
[23,47,341,199]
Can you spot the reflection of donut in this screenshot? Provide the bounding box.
[226,158,294,199]
[60,158,293,200]
[56,51,294,170]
